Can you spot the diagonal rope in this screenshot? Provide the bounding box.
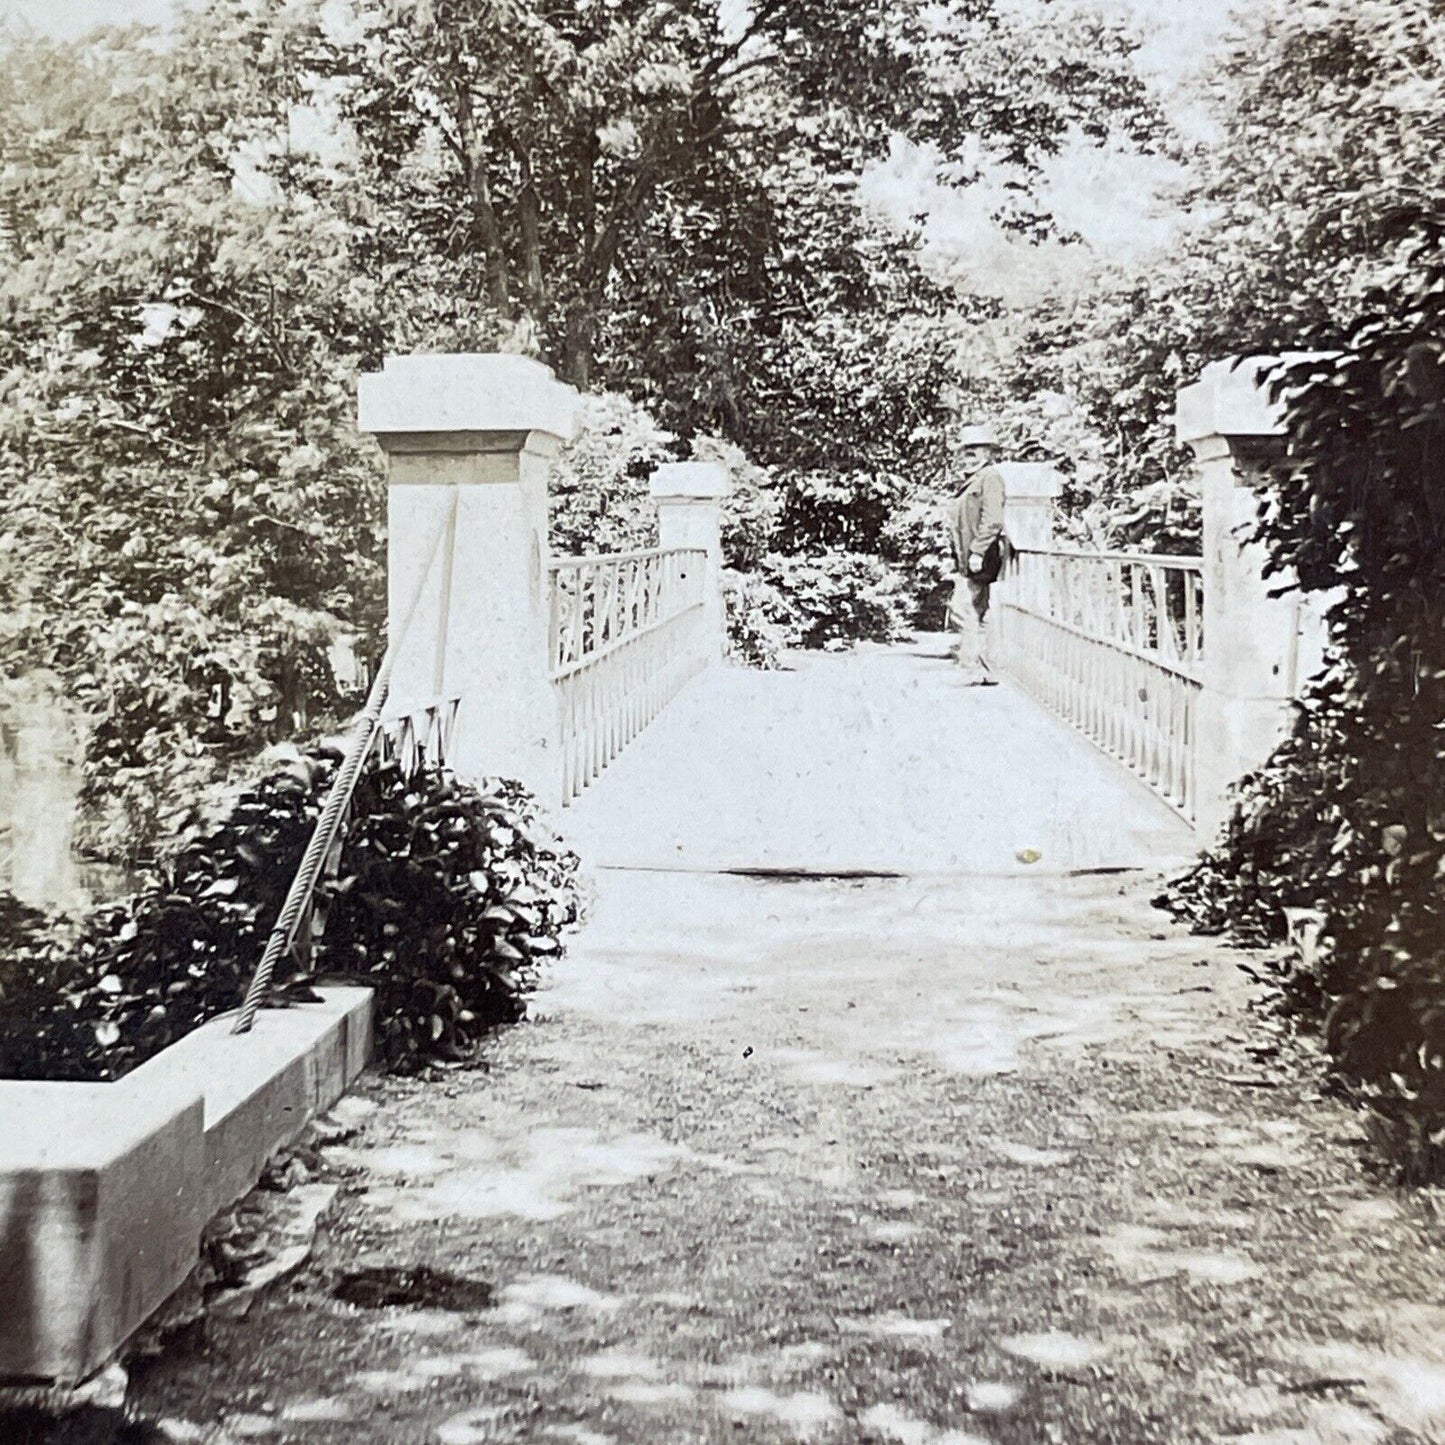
[232,496,458,1034]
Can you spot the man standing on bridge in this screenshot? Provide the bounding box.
[945,424,1008,686]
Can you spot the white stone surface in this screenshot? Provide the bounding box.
[365,354,570,806]
[1177,357,1330,838]
[995,461,1064,501]
[650,461,730,500]
[1175,356,1286,443]
[651,461,730,666]
[358,353,578,442]
[135,987,372,1215]
[996,462,1063,553]
[563,640,1192,874]
[0,988,372,1383]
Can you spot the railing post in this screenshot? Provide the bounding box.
[1176,357,1327,840]
[649,461,730,664]
[358,353,578,810]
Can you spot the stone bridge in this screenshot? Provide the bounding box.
[360,351,1327,856]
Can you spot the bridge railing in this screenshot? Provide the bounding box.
[358,359,729,811]
[549,547,709,802]
[996,547,1205,822]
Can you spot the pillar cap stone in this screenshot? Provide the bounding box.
[358,353,579,441]
[650,461,730,501]
[995,462,1064,501]
[1175,356,1290,444]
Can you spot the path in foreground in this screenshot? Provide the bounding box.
[134,867,1445,1444]
[131,649,1445,1442]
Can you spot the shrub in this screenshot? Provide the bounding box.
[314,766,579,1072]
[0,747,580,1083]
[550,391,670,556]
[758,550,915,651]
[1164,236,1445,1180]
[724,570,801,670]
[548,398,782,576]
[771,472,957,628]
[878,495,955,628]
[774,469,909,556]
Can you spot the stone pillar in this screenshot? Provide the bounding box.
[358,353,578,808]
[996,461,1063,612]
[996,462,1063,551]
[649,461,730,664]
[1176,357,1326,839]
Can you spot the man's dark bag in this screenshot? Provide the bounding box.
[974,532,1016,586]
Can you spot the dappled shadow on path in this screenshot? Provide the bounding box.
[130,867,1445,1444]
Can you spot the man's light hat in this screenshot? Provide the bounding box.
[958,423,1000,448]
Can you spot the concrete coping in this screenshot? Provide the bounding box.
[1176,355,1302,443]
[130,992,371,1142]
[996,462,1064,501]
[0,987,373,1383]
[650,461,731,501]
[358,353,579,442]
[0,1075,201,1172]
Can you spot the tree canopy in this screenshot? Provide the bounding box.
[340,0,1162,469]
[984,0,1445,548]
[0,10,386,858]
[0,0,1166,858]
[1155,0,1445,1178]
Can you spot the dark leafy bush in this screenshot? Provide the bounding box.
[314,767,579,1071]
[773,469,915,558]
[770,471,955,627]
[0,891,50,956]
[0,747,580,1082]
[1164,229,1445,1179]
[758,550,915,651]
[878,494,955,629]
[549,391,668,557]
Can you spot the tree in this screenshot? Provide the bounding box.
[0,6,386,861]
[339,0,1162,459]
[991,0,1445,548]
[1153,0,1445,1177]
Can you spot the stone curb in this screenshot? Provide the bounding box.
[0,987,372,1384]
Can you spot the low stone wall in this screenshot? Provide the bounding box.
[0,988,373,1384]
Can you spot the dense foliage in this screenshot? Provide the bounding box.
[338,0,1158,397]
[1166,196,1445,1184]
[722,570,797,671]
[758,551,914,652]
[0,749,579,1082]
[0,17,388,862]
[1169,275,1445,1175]
[973,0,1445,552]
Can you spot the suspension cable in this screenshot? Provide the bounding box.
[231,499,457,1034]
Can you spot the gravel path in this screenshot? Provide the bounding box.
[130,867,1445,1445]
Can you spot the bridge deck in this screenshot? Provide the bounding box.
[563,638,1193,875]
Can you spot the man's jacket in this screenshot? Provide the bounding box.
[946,465,1006,573]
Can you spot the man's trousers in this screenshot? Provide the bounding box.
[947,575,992,682]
